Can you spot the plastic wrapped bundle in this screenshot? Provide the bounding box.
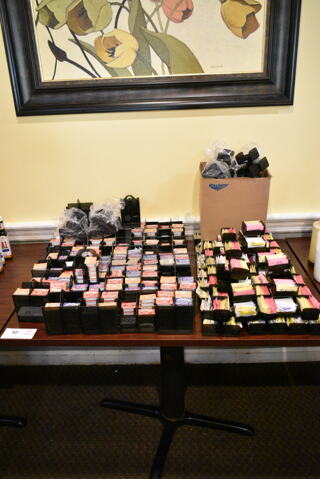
[202,160,231,179]
[59,208,88,242]
[202,142,235,178]
[88,201,123,238]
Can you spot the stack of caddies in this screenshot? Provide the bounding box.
[195,220,320,336]
[12,221,196,335]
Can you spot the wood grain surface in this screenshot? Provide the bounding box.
[0,243,45,329]
[286,237,320,295]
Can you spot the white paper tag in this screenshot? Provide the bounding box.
[1,328,37,339]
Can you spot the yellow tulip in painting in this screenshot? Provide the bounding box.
[95,30,139,68]
[220,0,262,39]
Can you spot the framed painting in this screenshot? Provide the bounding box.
[0,0,301,116]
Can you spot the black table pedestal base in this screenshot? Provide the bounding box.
[0,416,27,427]
[101,398,253,479]
[101,346,254,478]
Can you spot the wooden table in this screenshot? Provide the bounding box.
[0,244,44,331]
[286,237,320,295]
[1,238,319,479]
[1,240,320,347]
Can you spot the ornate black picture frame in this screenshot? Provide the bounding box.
[0,0,301,116]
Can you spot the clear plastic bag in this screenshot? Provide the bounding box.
[88,200,123,238]
[58,208,89,242]
[202,141,234,178]
[202,160,231,178]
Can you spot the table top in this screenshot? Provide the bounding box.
[1,239,320,348]
[286,237,320,295]
[0,244,44,330]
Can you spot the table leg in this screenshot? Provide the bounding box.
[101,346,254,479]
[0,416,27,427]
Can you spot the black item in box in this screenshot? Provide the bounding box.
[212,309,232,323]
[175,305,194,334]
[271,280,298,298]
[259,311,277,321]
[232,292,256,303]
[144,243,159,253]
[216,266,230,282]
[13,292,30,310]
[158,229,171,238]
[120,315,137,333]
[63,290,85,302]
[300,307,319,321]
[266,260,291,274]
[81,306,101,334]
[234,314,257,325]
[222,323,241,336]
[224,247,242,260]
[217,279,230,293]
[175,265,192,277]
[246,320,267,335]
[268,318,287,334]
[61,304,81,334]
[159,265,175,276]
[17,306,44,323]
[28,291,49,307]
[116,228,132,242]
[241,220,265,237]
[31,268,48,278]
[201,310,213,321]
[287,319,307,334]
[47,268,64,277]
[48,292,62,303]
[21,280,43,289]
[193,233,201,246]
[221,229,237,242]
[156,305,175,333]
[268,269,293,280]
[66,201,92,215]
[308,321,320,335]
[239,235,268,254]
[121,195,140,227]
[99,304,120,333]
[100,245,113,256]
[202,319,219,336]
[230,266,250,281]
[123,289,140,303]
[137,313,155,333]
[43,305,64,335]
[158,242,173,252]
[47,258,66,269]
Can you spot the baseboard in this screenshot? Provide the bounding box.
[6,213,320,242]
[6,221,57,242]
[0,346,320,366]
[267,213,320,236]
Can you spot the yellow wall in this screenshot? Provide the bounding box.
[0,1,319,223]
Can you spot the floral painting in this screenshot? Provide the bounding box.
[31,0,268,81]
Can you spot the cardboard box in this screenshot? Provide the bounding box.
[199,163,271,240]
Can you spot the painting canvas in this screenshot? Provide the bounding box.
[31,0,268,82]
[0,0,301,115]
